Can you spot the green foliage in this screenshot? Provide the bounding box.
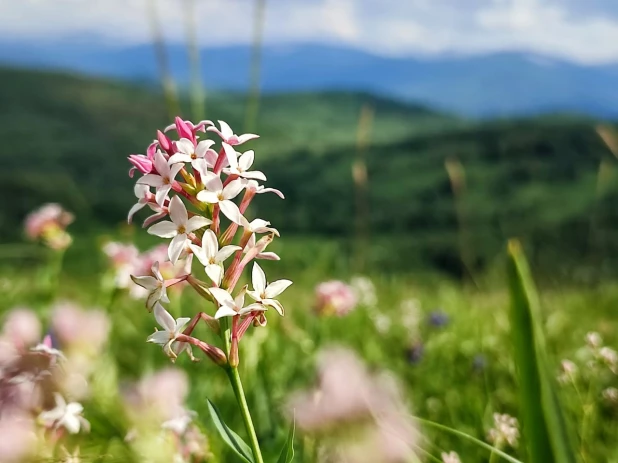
[276,419,295,463]
[207,399,255,463]
[507,241,577,463]
[5,67,618,277]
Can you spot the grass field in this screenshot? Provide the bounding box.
[2,67,618,463]
[2,219,618,462]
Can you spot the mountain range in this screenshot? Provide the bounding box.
[1,39,618,118]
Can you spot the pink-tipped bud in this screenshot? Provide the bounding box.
[157,130,173,153]
[128,155,153,176]
[146,141,158,159]
[175,117,193,141]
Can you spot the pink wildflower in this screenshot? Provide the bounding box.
[314,281,357,316]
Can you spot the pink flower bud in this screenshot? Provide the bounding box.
[175,116,194,141]
[157,130,173,153]
[128,154,153,177]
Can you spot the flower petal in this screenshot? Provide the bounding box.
[222,179,244,200]
[127,201,146,223]
[252,263,267,294]
[238,303,267,315]
[263,298,285,316]
[215,245,241,262]
[154,152,170,176]
[264,279,293,298]
[176,138,195,155]
[237,133,260,144]
[242,170,267,181]
[238,150,254,171]
[189,243,208,266]
[169,196,188,226]
[209,287,235,306]
[196,139,216,157]
[137,174,163,187]
[131,275,158,290]
[205,264,223,286]
[219,200,244,225]
[168,153,193,165]
[174,317,191,334]
[62,414,82,434]
[147,330,171,345]
[168,234,187,264]
[223,143,239,170]
[148,221,177,238]
[196,190,220,204]
[155,184,172,206]
[186,215,212,233]
[218,120,234,139]
[202,229,218,258]
[214,305,239,319]
[153,303,176,332]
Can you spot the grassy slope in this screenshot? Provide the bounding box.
[1,66,617,277]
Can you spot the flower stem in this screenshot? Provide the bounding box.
[226,366,264,463]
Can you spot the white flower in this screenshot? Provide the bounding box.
[147,196,212,264]
[222,144,266,181]
[147,303,192,360]
[241,218,279,236]
[243,179,285,199]
[137,152,183,206]
[168,138,218,174]
[487,413,519,448]
[127,183,151,223]
[131,262,170,310]
[189,230,241,285]
[196,174,245,224]
[586,332,603,349]
[206,120,259,146]
[441,451,461,463]
[244,233,280,261]
[247,263,292,316]
[161,409,197,435]
[209,287,265,319]
[39,393,89,434]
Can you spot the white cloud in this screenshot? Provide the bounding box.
[2,0,618,64]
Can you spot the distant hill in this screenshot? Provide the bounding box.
[2,40,618,117]
[0,66,455,236]
[2,66,618,277]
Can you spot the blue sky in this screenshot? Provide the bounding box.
[2,0,618,64]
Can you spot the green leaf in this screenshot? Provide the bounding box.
[276,418,295,463]
[207,399,255,463]
[507,240,577,463]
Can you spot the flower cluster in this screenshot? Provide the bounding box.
[103,242,190,301]
[487,413,519,448]
[0,307,92,461]
[127,118,291,366]
[123,368,210,462]
[24,203,74,250]
[584,331,618,374]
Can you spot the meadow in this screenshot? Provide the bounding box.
[1,66,618,463]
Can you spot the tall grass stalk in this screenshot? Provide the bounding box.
[183,0,205,120]
[147,0,181,119]
[352,104,374,273]
[244,0,267,133]
[445,156,476,284]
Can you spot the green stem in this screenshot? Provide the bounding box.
[415,417,522,463]
[226,366,264,463]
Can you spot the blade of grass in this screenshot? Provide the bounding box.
[507,240,577,463]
